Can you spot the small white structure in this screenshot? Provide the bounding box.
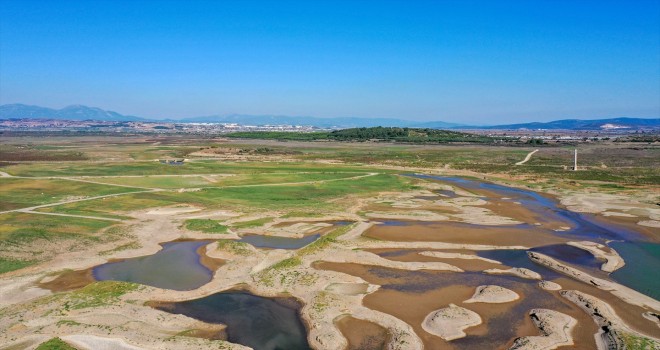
[573,149,578,171]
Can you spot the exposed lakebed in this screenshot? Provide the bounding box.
[403,174,660,299]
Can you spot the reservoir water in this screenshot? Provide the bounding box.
[154,291,311,350]
[93,240,214,291]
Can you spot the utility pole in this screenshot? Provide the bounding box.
[574,149,577,171]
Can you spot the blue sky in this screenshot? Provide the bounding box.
[1,0,659,123]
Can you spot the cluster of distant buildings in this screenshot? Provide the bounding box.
[0,118,320,133]
[0,118,655,143]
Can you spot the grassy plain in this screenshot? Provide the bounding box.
[0,178,142,211]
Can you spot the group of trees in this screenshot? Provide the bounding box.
[227,127,495,143]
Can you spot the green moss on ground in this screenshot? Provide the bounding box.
[0,257,36,274]
[36,337,77,350]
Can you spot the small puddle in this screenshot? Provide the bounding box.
[239,234,320,249]
[335,315,390,350]
[93,240,216,291]
[152,291,311,350]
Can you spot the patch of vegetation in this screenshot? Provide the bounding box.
[56,319,82,327]
[3,160,374,177]
[257,257,317,287]
[0,257,36,274]
[63,281,140,310]
[299,224,353,255]
[0,212,115,247]
[0,144,87,162]
[184,219,228,234]
[269,257,302,270]
[620,332,658,350]
[231,217,273,229]
[36,337,77,350]
[216,239,252,256]
[0,178,142,211]
[99,241,141,256]
[202,173,414,210]
[281,211,325,218]
[227,127,496,143]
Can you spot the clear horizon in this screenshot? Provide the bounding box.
[1,1,659,123]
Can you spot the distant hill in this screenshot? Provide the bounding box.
[1,104,658,130]
[0,104,144,122]
[470,118,660,130]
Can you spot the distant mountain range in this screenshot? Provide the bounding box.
[0,104,144,122]
[1,104,658,130]
[464,118,660,130]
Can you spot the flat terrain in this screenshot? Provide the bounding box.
[0,134,658,350]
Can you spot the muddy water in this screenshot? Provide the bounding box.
[408,174,647,242]
[365,221,567,247]
[383,174,660,298]
[335,315,390,350]
[154,291,310,350]
[316,262,598,350]
[93,240,216,290]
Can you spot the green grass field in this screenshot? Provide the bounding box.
[0,178,143,211]
[1,160,377,177]
[30,172,414,218]
[0,212,115,245]
[0,212,118,273]
[231,217,274,229]
[184,219,228,233]
[83,171,368,189]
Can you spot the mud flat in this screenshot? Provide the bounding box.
[464,285,519,304]
[484,267,542,280]
[509,309,576,350]
[422,304,482,341]
[528,252,660,311]
[539,281,562,291]
[561,290,660,349]
[366,248,503,272]
[566,241,625,272]
[316,262,599,349]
